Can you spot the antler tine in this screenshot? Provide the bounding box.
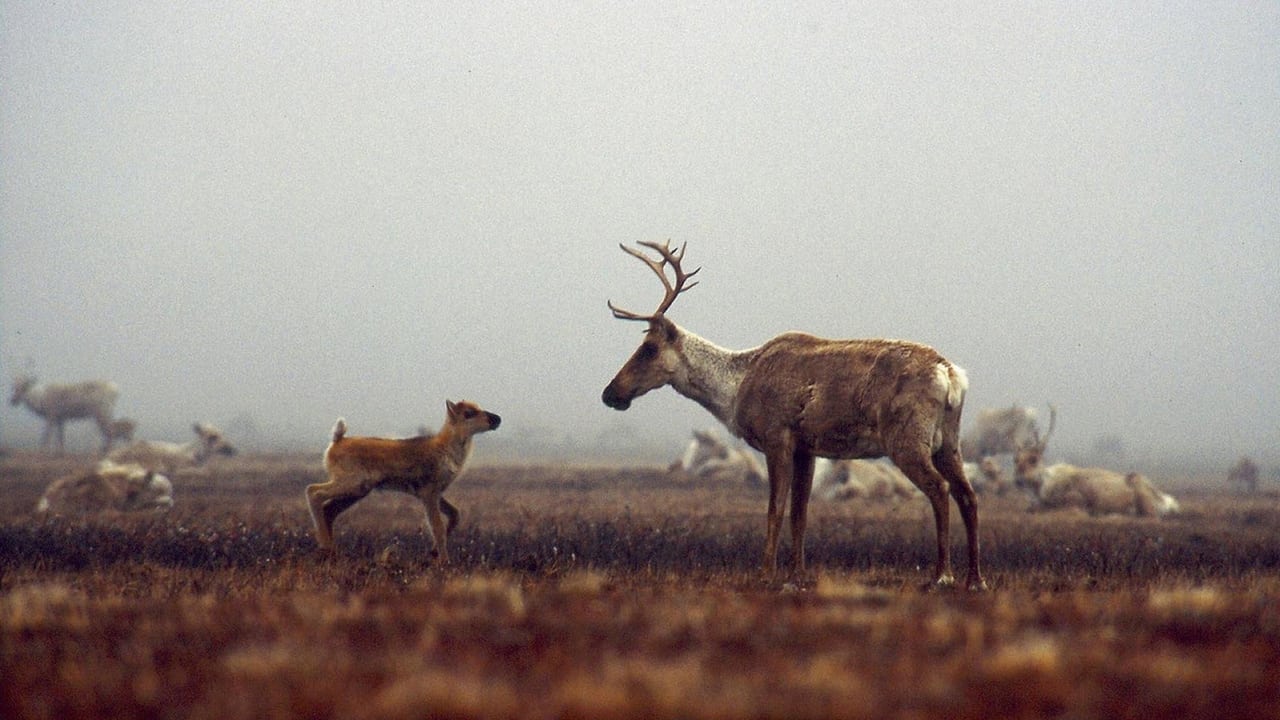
[1040,404,1058,451]
[608,240,701,321]
[607,299,650,321]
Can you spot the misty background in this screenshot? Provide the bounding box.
[2,3,1276,471]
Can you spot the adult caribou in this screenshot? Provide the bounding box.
[602,241,985,590]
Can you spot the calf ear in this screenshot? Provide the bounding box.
[446,400,459,418]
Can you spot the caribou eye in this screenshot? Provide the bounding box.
[463,409,477,419]
[636,342,658,361]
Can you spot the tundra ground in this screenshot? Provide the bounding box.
[1,452,1278,719]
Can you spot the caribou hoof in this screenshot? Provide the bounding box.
[922,573,957,592]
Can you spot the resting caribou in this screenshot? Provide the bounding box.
[812,458,920,502]
[106,422,237,475]
[601,241,985,589]
[1013,408,1180,517]
[672,429,766,487]
[36,460,173,515]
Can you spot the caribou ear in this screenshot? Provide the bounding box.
[446,400,459,418]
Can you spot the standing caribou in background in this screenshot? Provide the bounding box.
[962,404,1041,461]
[601,241,985,590]
[1227,456,1259,494]
[10,374,121,453]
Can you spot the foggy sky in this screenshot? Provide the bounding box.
[3,3,1277,467]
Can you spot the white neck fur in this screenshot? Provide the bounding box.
[668,327,755,431]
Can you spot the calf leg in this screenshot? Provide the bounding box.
[305,482,365,551]
[439,497,461,536]
[418,489,450,564]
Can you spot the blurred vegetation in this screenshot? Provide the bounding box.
[1,453,1279,718]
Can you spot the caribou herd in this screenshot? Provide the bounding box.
[6,241,1266,584]
[673,402,1188,520]
[9,372,237,515]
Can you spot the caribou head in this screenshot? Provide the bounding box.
[601,240,700,411]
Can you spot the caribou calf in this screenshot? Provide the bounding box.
[10,374,120,453]
[602,241,984,589]
[305,400,501,562]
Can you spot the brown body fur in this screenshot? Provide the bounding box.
[734,334,977,587]
[602,241,984,589]
[305,401,500,562]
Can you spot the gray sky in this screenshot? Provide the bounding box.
[3,2,1277,467]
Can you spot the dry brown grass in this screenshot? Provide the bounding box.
[1,451,1278,719]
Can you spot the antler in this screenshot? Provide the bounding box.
[1032,404,1058,452]
[607,240,701,321]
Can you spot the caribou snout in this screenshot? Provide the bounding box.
[602,384,632,411]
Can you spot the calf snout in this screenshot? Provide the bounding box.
[486,412,502,430]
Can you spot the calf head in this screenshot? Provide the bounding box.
[444,400,502,437]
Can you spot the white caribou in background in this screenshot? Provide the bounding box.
[672,429,766,486]
[10,374,121,453]
[1013,411,1179,518]
[963,456,1010,496]
[106,422,237,475]
[962,404,1042,461]
[812,458,920,502]
[36,460,173,515]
